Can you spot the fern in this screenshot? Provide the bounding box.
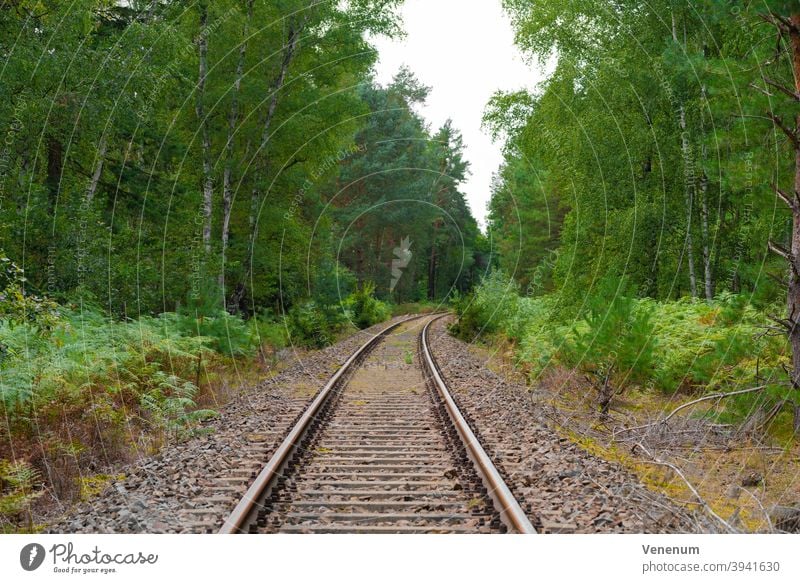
[0,460,42,529]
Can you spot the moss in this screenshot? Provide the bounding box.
[78,474,125,501]
[560,428,769,532]
[467,498,485,510]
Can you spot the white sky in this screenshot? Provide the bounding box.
[371,0,548,228]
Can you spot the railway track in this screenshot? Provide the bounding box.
[220,315,536,534]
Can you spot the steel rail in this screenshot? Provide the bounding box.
[219,315,420,534]
[420,316,537,534]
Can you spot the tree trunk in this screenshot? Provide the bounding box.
[711,201,724,297]
[248,20,301,227]
[756,8,800,428]
[674,18,697,299]
[427,239,437,301]
[196,2,213,255]
[786,14,800,431]
[232,19,303,310]
[220,0,254,291]
[428,217,443,301]
[700,171,713,300]
[47,136,63,212]
[86,134,107,205]
[680,106,698,298]
[699,97,713,301]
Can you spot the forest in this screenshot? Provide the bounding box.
[2,0,800,534]
[0,0,482,525]
[457,0,800,438]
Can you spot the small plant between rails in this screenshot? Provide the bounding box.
[218,315,536,534]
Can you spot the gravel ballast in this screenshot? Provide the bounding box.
[48,318,410,533]
[426,316,706,533]
[49,314,710,533]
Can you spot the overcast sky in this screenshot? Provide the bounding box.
[371,0,549,228]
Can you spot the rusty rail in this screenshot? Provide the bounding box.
[220,312,535,534]
[218,316,418,534]
[419,316,537,534]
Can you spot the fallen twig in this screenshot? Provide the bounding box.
[633,442,739,533]
[614,385,772,437]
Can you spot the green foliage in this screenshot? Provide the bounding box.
[488,1,790,305]
[391,302,437,316]
[249,313,288,352]
[347,282,391,329]
[476,0,800,428]
[648,294,788,397]
[285,301,339,349]
[450,271,519,340]
[0,460,41,530]
[458,274,790,424]
[334,77,483,303]
[0,250,59,329]
[0,303,271,425]
[0,1,413,318]
[138,372,216,440]
[285,278,392,346]
[562,277,656,387]
[162,310,255,358]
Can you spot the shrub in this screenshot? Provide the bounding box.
[456,272,793,427]
[451,271,519,340]
[161,309,256,357]
[285,301,337,348]
[516,296,563,377]
[562,277,656,389]
[249,313,288,352]
[347,282,391,329]
[0,460,41,531]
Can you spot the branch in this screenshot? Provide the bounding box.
[767,113,799,149]
[763,77,800,101]
[750,82,775,99]
[768,240,793,263]
[760,12,795,33]
[772,183,799,210]
[615,385,771,435]
[766,271,787,288]
[750,399,787,436]
[738,486,774,533]
[767,313,794,332]
[633,443,739,533]
[666,386,771,425]
[282,157,306,172]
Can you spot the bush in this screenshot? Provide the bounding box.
[516,295,563,377]
[450,271,519,340]
[649,294,787,396]
[347,282,391,329]
[249,313,288,351]
[0,308,210,415]
[285,301,338,348]
[162,309,256,357]
[391,302,438,316]
[454,272,793,426]
[562,277,656,389]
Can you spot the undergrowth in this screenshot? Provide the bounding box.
[0,250,397,530]
[452,271,792,429]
